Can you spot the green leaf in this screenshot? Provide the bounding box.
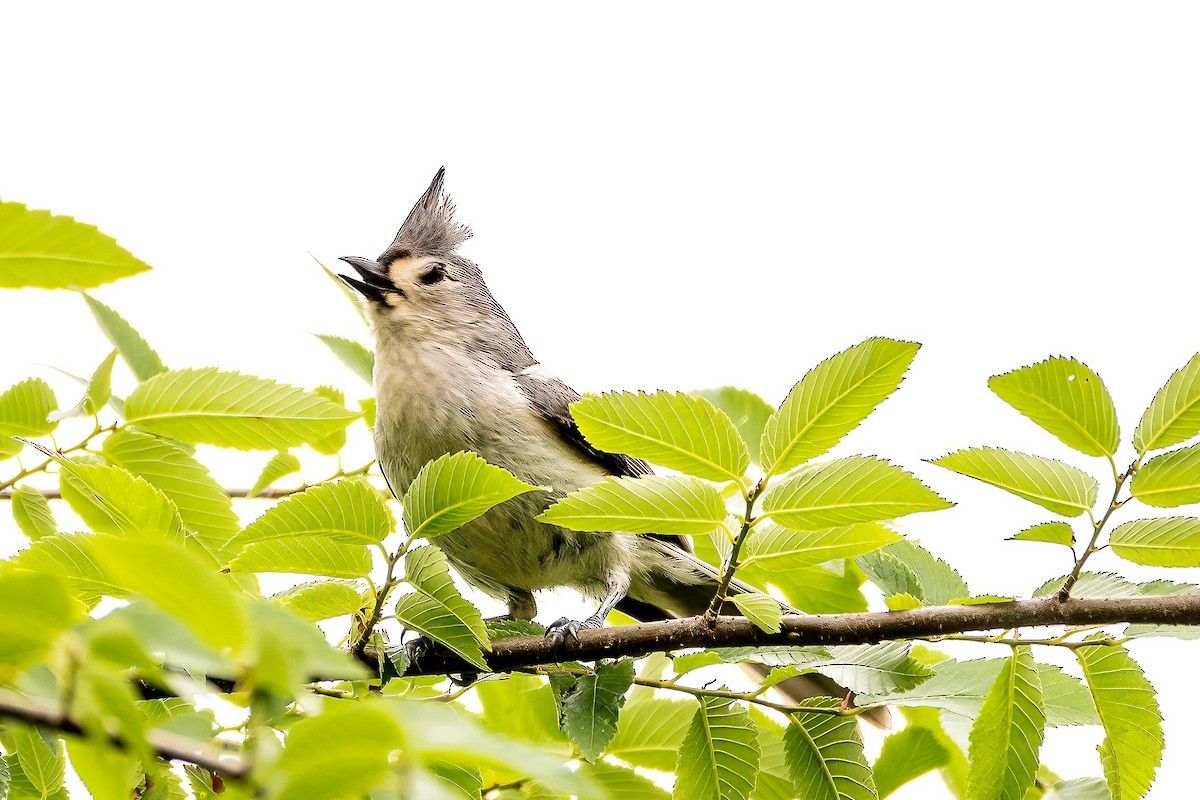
[314,333,375,384]
[761,456,952,530]
[965,646,1045,800]
[571,390,749,482]
[748,559,868,615]
[11,726,65,797]
[0,377,58,441]
[930,447,1098,517]
[741,520,902,570]
[308,384,350,455]
[1076,639,1163,800]
[1130,444,1200,507]
[123,368,358,450]
[1033,571,1141,599]
[539,475,727,535]
[1045,778,1112,800]
[0,568,83,667]
[50,350,117,421]
[272,579,366,621]
[404,451,542,539]
[474,672,566,746]
[873,725,951,798]
[274,703,405,800]
[249,602,367,692]
[1134,352,1200,454]
[607,696,694,770]
[59,460,184,539]
[855,540,970,606]
[760,337,920,477]
[748,707,797,800]
[229,536,373,578]
[240,477,394,545]
[1109,516,1200,566]
[732,593,784,633]
[989,357,1119,457]
[81,293,166,381]
[1039,664,1100,727]
[885,593,922,610]
[674,697,761,800]
[10,533,117,609]
[10,485,56,540]
[426,762,484,800]
[101,428,242,560]
[89,535,248,653]
[581,761,669,799]
[696,387,775,466]
[1010,522,1075,546]
[66,739,140,800]
[816,642,933,696]
[249,451,302,497]
[394,545,490,670]
[783,697,877,800]
[0,200,151,289]
[551,659,634,760]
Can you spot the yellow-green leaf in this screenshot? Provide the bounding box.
[931,447,1097,517]
[539,475,728,535]
[731,593,784,633]
[1109,517,1200,567]
[81,293,166,382]
[403,451,542,539]
[240,478,394,544]
[989,357,1119,457]
[1130,444,1200,507]
[10,485,56,540]
[1134,352,1200,454]
[966,646,1045,800]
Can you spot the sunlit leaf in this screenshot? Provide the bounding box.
[404,451,542,539]
[90,536,248,653]
[1130,444,1200,507]
[101,428,242,562]
[394,545,490,670]
[0,200,151,289]
[732,593,784,633]
[607,696,695,771]
[539,475,727,535]
[11,726,66,797]
[930,447,1097,517]
[0,378,58,443]
[760,337,920,477]
[696,386,774,466]
[10,485,56,540]
[1133,352,1200,454]
[272,579,366,621]
[229,536,373,579]
[240,478,394,545]
[248,451,302,497]
[81,293,166,381]
[966,646,1045,800]
[314,333,375,384]
[0,568,83,668]
[761,456,951,530]
[572,390,749,482]
[674,697,760,800]
[784,697,876,800]
[1109,516,1200,567]
[49,350,116,421]
[873,725,950,798]
[581,761,668,799]
[273,703,404,800]
[740,520,901,571]
[855,540,969,606]
[11,533,118,609]
[1076,638,1163,800]
[59,460,184,539]
[989,357,1119,457]
[1010,522,1075,546]
[124,367,358,450]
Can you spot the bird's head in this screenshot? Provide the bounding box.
[340,168,508,343]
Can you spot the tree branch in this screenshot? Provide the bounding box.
[399,594,1200,677]
[0,688,249,779]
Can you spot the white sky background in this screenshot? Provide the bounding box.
[2,2,1200,797]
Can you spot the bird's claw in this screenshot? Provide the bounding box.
[545,617,584,652]
[402,633,435,665]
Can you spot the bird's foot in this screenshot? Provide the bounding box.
[544,615,602,654]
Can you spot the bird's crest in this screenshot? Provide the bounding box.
[384,167,472,258]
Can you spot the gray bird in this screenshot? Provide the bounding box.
[339,169,884,722]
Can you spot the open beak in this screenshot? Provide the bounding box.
[337,256,404,302]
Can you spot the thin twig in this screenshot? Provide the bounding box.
[1058,456,1138,600]
[706,478,764,621]
[351,545,405,660]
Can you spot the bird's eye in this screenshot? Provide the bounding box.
[419,264,447,285]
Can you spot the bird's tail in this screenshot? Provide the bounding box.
[620,539,890,729]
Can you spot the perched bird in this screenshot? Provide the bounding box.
[340,169,883,722]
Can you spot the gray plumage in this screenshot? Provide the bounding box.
[338,169,886,725]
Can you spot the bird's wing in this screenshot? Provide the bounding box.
[512,365,691,552]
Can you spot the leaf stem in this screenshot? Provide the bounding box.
[351,544,405,660]
[0,421,116,491]
[706,478,765,621]
[1057,457,1138,601]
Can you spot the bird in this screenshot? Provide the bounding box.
[339,168,886,723]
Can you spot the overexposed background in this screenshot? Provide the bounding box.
[2,2,1199,796]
